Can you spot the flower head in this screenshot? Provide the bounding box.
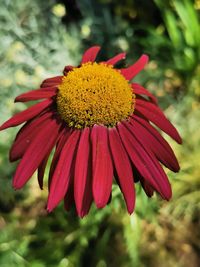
[0,46,182,217]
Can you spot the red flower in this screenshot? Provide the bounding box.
[0,46,182,217]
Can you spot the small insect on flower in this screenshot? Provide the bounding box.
[0,46,182,217]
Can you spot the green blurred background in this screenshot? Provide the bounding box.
[0,0,200,266]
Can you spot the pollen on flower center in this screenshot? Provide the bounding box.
[57,62,135,128]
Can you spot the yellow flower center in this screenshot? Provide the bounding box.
[57,62,135,128]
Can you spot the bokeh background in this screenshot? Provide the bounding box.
[0,0,200,266]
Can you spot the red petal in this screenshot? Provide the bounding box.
[91,125,113,208]
[106,52,126,65]
[48,128,71,189]
[74,128,92,217]
[40,76,63,88]
[0,99,53,131]
[57,132,75,212]
[37,127,65,190]
[118,123,157,190]
[10,112,53,162]
[38,154,49,190]
[121,54,149,80]
[126,122,172,199]
[132,83,157,104]
[118,123,172,200]
[109,127,135,214]
[64,184,75,212]
[15,88,57,103]
[131,115,180,172]
[81,46,101,63]
[78,159,93,218]
[63,65,74,75]
[140,179,154,197]
[64,146,77,213]
[13,117,61,189]
[135,99,182,144]
[47,130,80,212]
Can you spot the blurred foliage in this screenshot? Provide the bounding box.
[0,0,200,266]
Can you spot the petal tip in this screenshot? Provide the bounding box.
[128,210,134,215]
[163,187,172,201]
[0,124,5,131]
[127,203,135,214]
[81,46,101,63]
[173,163,180,173]
[46,204,53,213]
[95,201,106,209]
[177,136,183,144]
[143,54,149,63]
[78,211,88,218]
[121,54,150,80]
[12,180,22,190]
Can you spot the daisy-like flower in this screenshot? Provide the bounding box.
[0,46,182,217]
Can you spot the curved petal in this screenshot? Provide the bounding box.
[140,178,154,197]
[91,125,113,208]
[132,83,157,104]
[118,123,172,200]
[81,46,101,63]
[106,52,126,65]
[48,128,71,189]
[109,127,135,214]
[63,146,77,213]
[13,117,61,189]
[9,112,53,162]
[121,54,149,80]
[37,126,65,190]
[15,88,57,103]
[74,128,93,217]
[38,153,49,190]
[40,76,63,88]
[125,122,172,199]
[63,65,74,75]
[78,158,93,217]
[0,99,53,131]
[135,99,182,144]
[64,184,75,212]
[131,115,180,172]
[118,123,157,191]
[47,130,80,212]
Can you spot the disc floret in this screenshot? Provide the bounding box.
[57,62,135,128]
